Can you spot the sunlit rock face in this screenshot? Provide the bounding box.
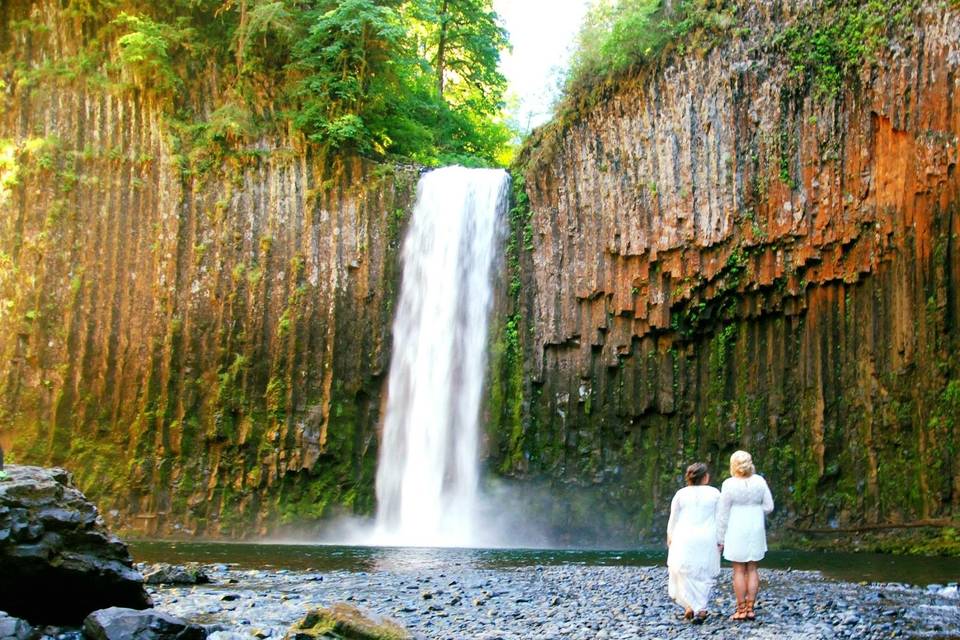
[0,0,418,537]
[489,0,960,539]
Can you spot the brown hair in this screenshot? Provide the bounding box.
[685,462,709,486]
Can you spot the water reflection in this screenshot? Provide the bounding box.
[130,541,960,586]
[367,546,483,573]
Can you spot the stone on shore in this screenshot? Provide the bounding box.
[284,604,410,640]
[0,612,32,640]
[0,465,152,624]
[143,563,212,585]
[83,607,207,640]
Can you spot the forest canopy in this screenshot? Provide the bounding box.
[60,0,513,167]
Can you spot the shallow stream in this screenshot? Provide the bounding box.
[131,541,960,586]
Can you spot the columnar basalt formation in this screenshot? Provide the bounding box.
[490,1,960,540]
[3,0,959,545]
[0,0,417,536]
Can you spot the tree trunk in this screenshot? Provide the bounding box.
[436,0,448,97]
[236,0,248,76]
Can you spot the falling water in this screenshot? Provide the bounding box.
[373,166,510,548]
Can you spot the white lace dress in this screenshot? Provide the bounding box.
[716,475,775,562]
[666,485,721,612]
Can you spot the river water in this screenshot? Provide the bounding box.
[131,541,960,586]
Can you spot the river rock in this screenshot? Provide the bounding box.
[83,607,207,640]
[0,465,152,624]
[0,612,32,640]
[284,604,410,640]
[143,564,211,585]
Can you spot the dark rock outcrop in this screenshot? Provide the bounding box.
[83,607,206,640]
[0,466,151,624]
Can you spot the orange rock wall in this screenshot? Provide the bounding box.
[494,1,960,536]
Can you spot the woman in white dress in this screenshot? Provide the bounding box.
[666,462,721,622]
[716,450,774,621]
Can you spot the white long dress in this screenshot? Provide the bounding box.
[666,485,721,612]
[716,475,774,562]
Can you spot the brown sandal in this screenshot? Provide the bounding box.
[729,602,747,621]
[684,608,694,620]
[744,598,756,620]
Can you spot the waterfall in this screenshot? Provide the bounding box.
[373,166,510,548]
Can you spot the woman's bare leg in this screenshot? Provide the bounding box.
[745,561,760,619]
[730,562,747,619]
[746,561,760,600]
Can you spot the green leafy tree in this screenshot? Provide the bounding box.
[290,0,415,153]
[103,0,515,164]
[407,0,508,108]
[567,0,667,93]
[404,0,512,162]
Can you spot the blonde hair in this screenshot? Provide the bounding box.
[730,450,755,477]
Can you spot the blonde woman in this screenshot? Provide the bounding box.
[716,450,774,621]
[666,462,721,622]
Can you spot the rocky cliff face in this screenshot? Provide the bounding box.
[0,0,417,536]
[3,0,958,545]
[491,0,960,540]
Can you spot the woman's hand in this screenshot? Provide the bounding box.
[667,536,672,547]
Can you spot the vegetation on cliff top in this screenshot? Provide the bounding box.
[15,0,513,166]
[519,0,927,168]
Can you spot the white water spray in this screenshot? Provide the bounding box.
[372,166,510,547]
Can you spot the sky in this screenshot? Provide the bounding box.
[494,0,590,132]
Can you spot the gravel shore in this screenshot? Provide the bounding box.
[150,562,960,639]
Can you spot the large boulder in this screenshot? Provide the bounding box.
[0,465,152,624]
[83,607,207,640]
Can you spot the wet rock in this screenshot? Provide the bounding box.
[283,604,410,640]
[83,607,206,640]
[143,564,211,586]
[937,585,958,599]
[0,611,32,640]
[0,466,151,625]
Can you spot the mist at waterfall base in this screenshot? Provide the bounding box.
[306,166,560,549]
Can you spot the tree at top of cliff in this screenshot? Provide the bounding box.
[47,0,515,166]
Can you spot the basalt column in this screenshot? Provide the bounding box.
[0,0,418,537]
[490,0,960,541]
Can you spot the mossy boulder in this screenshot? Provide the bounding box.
[283,604,410,640]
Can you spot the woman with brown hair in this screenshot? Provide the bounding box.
[716,450,775,621]
[666,462,721,622]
